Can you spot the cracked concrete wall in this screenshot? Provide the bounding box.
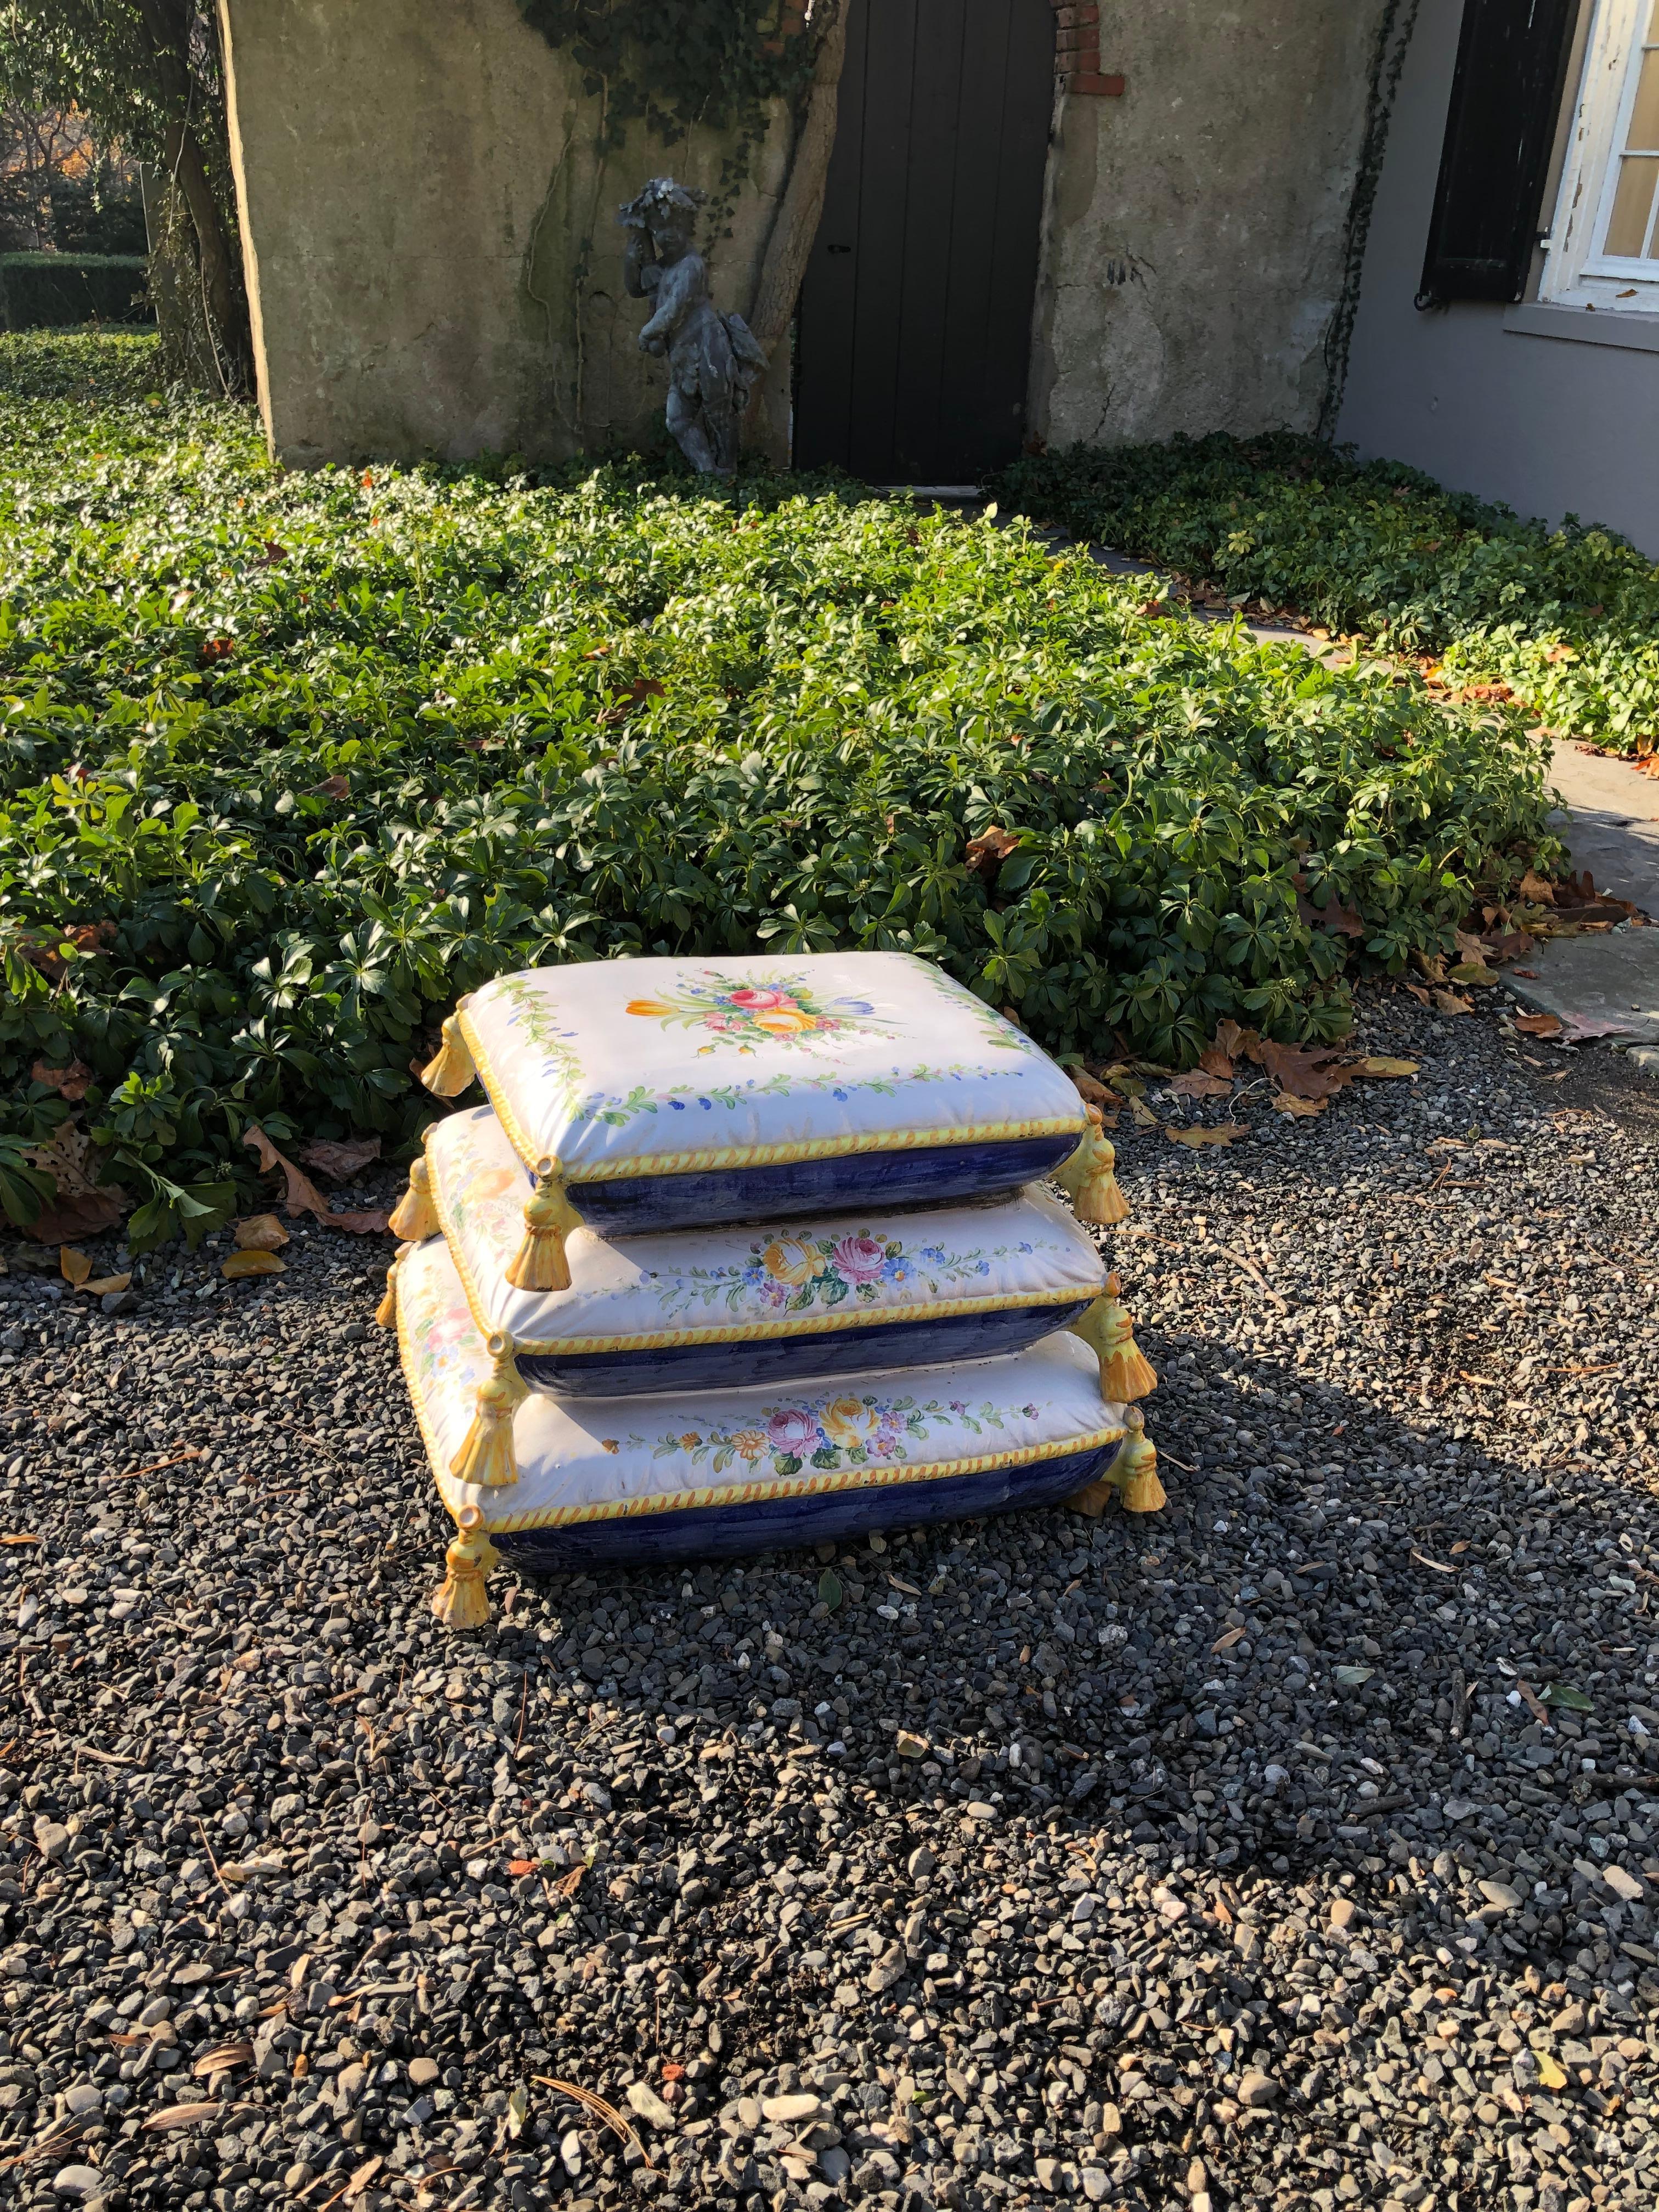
[218,0,790,469]
[1029,2,1390,450]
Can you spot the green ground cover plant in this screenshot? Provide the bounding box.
[0,332,1558,1244]
[997,432,1659,756]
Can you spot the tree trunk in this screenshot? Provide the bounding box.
[134,0,249,387]
[744,0,851,432]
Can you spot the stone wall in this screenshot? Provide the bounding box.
[217,0,791,469]
[220,0,1389,470]
[1030,0,1390,449]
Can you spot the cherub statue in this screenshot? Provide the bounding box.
[618,177,768,476]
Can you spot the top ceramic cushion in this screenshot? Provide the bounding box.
[454,950,1087,1231]
[398,1233,1126,1568]
[425,1103,1105,1396]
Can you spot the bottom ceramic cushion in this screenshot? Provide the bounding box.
[398,1236,1126,1570]
[425,1104,1104,1396]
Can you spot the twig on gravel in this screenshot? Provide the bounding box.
[532,2076,650,2164]
[1220,1246,1288,1308]
[115,1447,204,1480]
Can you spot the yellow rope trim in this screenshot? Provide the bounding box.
[457,1008,1087,1185]
[425,1148,1102,1356]
[447,1427,1128,1534]
[399,1266,1122,1535]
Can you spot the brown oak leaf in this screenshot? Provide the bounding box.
[296,1136,382,1181]
[1246,1040,1358,1099]
[31,1059,91,1101]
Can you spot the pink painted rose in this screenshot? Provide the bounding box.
[832,1233,889,1286]
[766,1408,819,1456]
[725,987,792,1011]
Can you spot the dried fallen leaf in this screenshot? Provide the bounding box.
[1447,961,1497,985]
[1165,1123,1248,1147]
[58,1246,92,1286]
[1518,870,1557,905]
[233,1213,290,1251]
[192,2041,253,2078]
[1352,1057,1419,1078]
[144,2102,223,2130]
[31,1058,91,1101]
[0,1534,40,1547]
[1515,1012,1562,1038]
[1535,2051,1568,2090]
[1431,989,1473,1017]
[296,1136,382,1181]
[222,1249,286,1280]
[964,825,1022,876]
[326,1208,393,1235]
[1127,1095,1160,1128]
[1516,1679,1551,1726]
[242,1121,330,1221]
[1212,1018,1252,1063]
[1167,1069,1233,1100]
[1211,1625,1246,1653]
[22,1122,125,1241]
[1249,1039,1357,1098]
[82,1272,131,1297]
[1271,1092,1328,1118]
[1070,1070,1115,1108]
[1296,887,1365,937]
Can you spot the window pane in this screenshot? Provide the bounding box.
[1628,48,1659,148]
[1606,153,1659,253]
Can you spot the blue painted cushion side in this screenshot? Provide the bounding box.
[491,1439,1113,1572]
[569,1134,1079,1233]
[516,1295,1095,1397]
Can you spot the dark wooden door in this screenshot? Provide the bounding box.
[794,0,1056,483]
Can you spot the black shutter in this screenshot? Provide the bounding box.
[1418,0,1579,306]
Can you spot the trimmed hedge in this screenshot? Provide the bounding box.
[995,433,1659,757]
[1,253,150,330]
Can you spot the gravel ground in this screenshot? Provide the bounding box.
[2,980,1657,2212]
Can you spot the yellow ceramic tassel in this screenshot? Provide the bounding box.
[373,1244,412,1331]
[388,1156,439,1242]
[1069,1107,1130,1227]
[448,1330,527,1488]
[1108,1406,1165,1514]
[504,1160,582,1293]
[431,1504,497,1631]
[1071,1273,1157,1402]
[420,996,476,1097]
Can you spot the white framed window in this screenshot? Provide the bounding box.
[1541,0,1659,309]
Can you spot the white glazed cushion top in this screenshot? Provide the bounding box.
[426,1104,1105,1353]
[399,1235,1125,1533]
[456,951,1087,1180]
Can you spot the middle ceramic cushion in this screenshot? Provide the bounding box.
[425,1104,1105,1397]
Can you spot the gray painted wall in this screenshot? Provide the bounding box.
[1337,0,1659,555]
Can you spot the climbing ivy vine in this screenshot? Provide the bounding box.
[515,0,817,212]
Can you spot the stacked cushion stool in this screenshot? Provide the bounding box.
[381,952,1161,1624]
